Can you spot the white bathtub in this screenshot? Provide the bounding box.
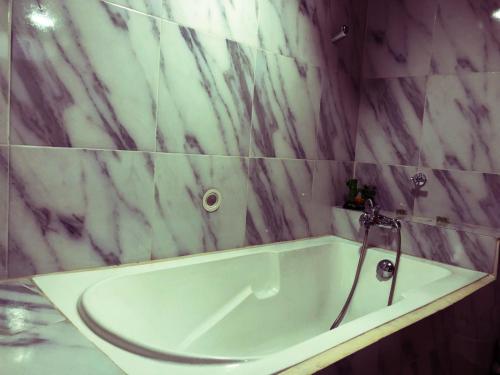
[34,235,487,375]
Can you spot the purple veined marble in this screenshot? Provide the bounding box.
[257,0,338,69]
[363,0,436,78]
[399,221,497,273]
[330,207,497,273]
[10,0,160,151]
[318,69,359,161]
[8,147,155,278]
[156,21,256,157]
[335,0,368,78]
[431,0,500,74]
[421,73,500,174]
[414,168,500,229]
[163,0,259,47]
[251,51,321,160]
[356,76,426,166]
[0,280,123,374]
[152,153,248,259]
[354,162,417,215]
[245,158,314,245]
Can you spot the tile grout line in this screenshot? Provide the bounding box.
[4,0,12,279]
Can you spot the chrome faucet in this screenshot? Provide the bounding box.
[359,199,401,230]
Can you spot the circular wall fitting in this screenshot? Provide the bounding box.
[202,189,221,212]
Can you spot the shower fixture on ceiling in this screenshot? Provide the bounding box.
[331,25,349,44]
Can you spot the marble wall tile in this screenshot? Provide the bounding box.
[355,162,417,215]
[162,0,258,47]
[363,0,436,78]
[308,161,354,236]
[356,77,426,166]
[331,207,362,242]
[156,22,256,157]
[431,0,500,74]
[257,0,337,68]
[335,0,368,78]
[312,160,353,208]
[399,221,497,273]
[414,168,500,228]
[318,69,359,161]
[103,0,162,17]
[0,148,7,279]
[245,158,315,245]
[251,51,321,159]
[330,208,497,273]
[0,0,9,145]
[8,147,154,278]
[152,154,248,259]
[10,0,160,151]
[421,73,500,173]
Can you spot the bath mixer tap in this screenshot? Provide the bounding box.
[331,199,403,330]
[359,199,401,229]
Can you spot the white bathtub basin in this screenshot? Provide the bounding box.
[34,236,487,375]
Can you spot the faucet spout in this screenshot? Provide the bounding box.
[359,199,400,230]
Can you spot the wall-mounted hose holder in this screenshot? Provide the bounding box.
[202,189,221,213]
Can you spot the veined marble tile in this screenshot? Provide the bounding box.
[257,0,337,69]
[245,158,314,245]
[8,147,154,278]
[421,73,500,173]
[330,207,496,273]
[335,0,368,78]
[309,161,354,236]
[312,160,353,208]
[356,77,426,166]
[156,22,255,157]
[162,0,258,47]
[0,320,124,374]
[399,221,497,273]
[414,168,500,229]
[0,280,65,335]
[331,208,497,273]
[355,163,416,215]
[431,0,500,74]
[301,0,340,70]
[152,154,247,259]
[0,278,123,373]
[103,0,162,17]
[0,147,7,279]
[331,207,362,242]
[318,69,359,161]
[10,0,160,151]
[0,0,9,145]
[251,51,321,159]
[363,0,436,78]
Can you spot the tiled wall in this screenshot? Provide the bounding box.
[333,0,500,273]
[0,0,366,279]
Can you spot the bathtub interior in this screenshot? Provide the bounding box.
[78,239,453,361]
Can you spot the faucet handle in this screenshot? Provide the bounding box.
[364,198,379,215]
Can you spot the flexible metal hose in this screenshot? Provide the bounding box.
[330,223,402,330]
[387,224,401,305]
[330,226,371,330]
